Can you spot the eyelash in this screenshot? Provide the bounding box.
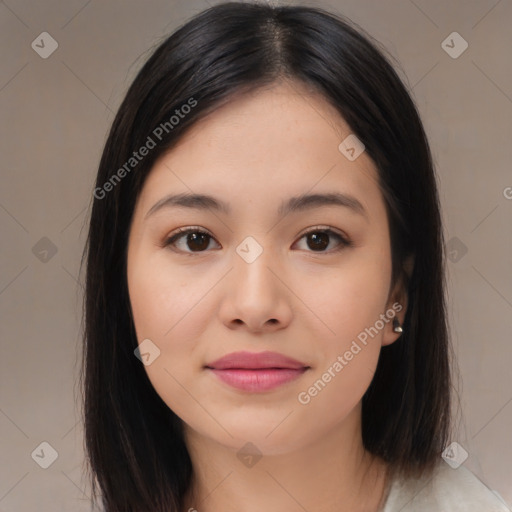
[162,225,352,255]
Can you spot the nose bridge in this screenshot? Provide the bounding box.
[217,231,295,332]
[233,234,278,296]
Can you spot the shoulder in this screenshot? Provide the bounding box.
[381,462,510,512]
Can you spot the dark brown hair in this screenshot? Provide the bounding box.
[81,2,453,510]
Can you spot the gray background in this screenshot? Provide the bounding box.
[1,0,511,510]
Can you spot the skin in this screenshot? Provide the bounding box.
[127,79,409,512]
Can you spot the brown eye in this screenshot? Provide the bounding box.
[184,232,210,251]
[306,232,330,251]
[164,226,351,255]
[294,227,351,253]
[164,228,220,253]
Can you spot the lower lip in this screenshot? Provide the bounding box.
[208,368,308,392]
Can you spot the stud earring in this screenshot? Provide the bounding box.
[393,317,403,333]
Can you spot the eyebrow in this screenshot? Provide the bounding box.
[144,191,367,221]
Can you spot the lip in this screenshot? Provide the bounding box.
[205,351,310,392]
[206,350,308,370]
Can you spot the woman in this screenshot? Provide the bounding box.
[81,2,509,511]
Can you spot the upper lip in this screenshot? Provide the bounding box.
[205,351,309,370]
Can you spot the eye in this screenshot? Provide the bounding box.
[293,226,352,253]
[163,226,220,254]
[163,225,352,255]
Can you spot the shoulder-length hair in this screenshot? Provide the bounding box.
[81,2,453,510]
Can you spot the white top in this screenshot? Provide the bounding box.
[380,462,510,511]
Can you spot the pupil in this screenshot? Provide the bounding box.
[308,232,328,251]
[188,233,209,251]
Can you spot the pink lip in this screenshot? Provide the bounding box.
[205,351,309,392]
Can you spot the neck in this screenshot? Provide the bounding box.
[181,404,391,512]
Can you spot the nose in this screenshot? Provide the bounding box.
[218,243,293,333]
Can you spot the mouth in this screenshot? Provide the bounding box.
[205,351,310,392]
[206,367,309,392]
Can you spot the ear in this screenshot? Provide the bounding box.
[382,254,414,347]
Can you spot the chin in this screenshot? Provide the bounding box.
[205,418,314,457]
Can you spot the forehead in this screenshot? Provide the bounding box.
[136,81,383,217]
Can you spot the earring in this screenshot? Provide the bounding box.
[393,317,403,333]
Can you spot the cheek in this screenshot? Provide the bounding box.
[294,256,391,346]
[128,252,203,340]
[294,265,389,425]
[127,256,210,420]
[295,251,392,416]
[127,253,221,404]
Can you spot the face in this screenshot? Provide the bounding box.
[126,80,406,456]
